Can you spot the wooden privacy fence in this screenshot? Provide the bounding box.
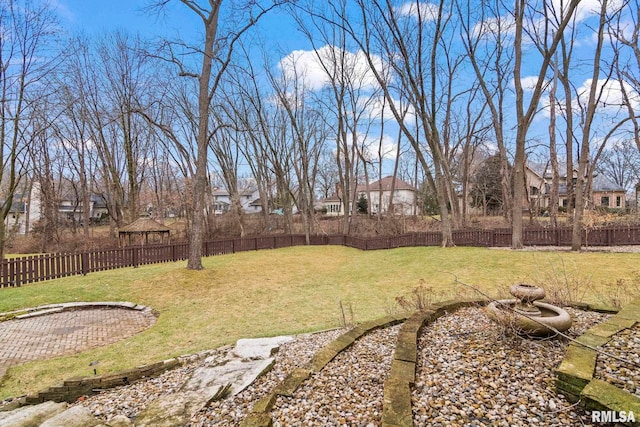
[3,225,640,288]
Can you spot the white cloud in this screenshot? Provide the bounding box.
[518,75,548,92]
[576,78,640,111]
[52,0,75,23]
[472,16,516,39]
[357,132,399,161]
[537,78,639,122]
[396,2,440,21]
[328,131,398,161]
[472,0,626,44]
[278,45,386,92]
[362,96,416,125]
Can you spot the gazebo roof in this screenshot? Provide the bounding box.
[119,217,171,234]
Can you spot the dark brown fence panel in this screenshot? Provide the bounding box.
[274,235,294,249]
[326,235,346,245]
[255,236,276,250]
[410,232,436,246]
[523,228,559,246]
[209,239,234,256]
[1,259,9,287]
[611,226,640,245]
[308,235,327,245]
[491,229,511,247]
[4,226,640,288]
[585,228,608,246]
[374,237,394,249]
[172,243,188,261]
[291,235,308,246]
[453,230,493,247]
[557,228,574,246]
[342,236,369,251]
[234,237,257,252]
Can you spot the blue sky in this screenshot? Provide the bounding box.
[52,0,639,173]
[56,0,306,53]
[57,0,198,38]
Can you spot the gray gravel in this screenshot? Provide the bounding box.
[411,306,609,427]
[595,323,640,398]
[72,306,627,426]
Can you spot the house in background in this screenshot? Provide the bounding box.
[3,183,113,236]
[212,186,262,215]
[320,176,420,216]
[321,193,344,216]
[526,162,626,211]
[57,193,109,224]
[3,182,42,235]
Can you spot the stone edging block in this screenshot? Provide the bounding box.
[381,299,486,427]
[239,314,407,427]
[18,358,179,406]
[0,301,149,322]
[555,298,640,426]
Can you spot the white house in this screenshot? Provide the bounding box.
[212,187,262,214]
[320,176,420,216]
[358,176,420,215]
[3,182,42,235]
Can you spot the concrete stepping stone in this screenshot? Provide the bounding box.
[40,405,102,427]
[0,401,66,427]
[134,336,292,427]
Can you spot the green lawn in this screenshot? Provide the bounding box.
[1,245,639,399]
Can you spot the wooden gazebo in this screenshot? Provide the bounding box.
[118,217,171,247]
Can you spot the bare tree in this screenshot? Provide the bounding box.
[570,0,611,250]
[511,0,580,248]
[0,0,60,257]
[290,0,383,234]
[610,0,640,152]
[150,0,280,269]
[597,139,640,192]
[457,0,514,223]
[266,58,327,242]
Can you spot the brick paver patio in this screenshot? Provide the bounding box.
[0,308,155,378]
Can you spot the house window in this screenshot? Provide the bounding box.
[600,196,609,207]
[530,186,539,196]
[616,196,622,207]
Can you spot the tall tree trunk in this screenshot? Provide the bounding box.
[571,0,608,251]
[187,3,220,270]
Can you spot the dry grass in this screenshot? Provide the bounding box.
[0,245,639,399]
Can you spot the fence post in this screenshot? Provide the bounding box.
[1,260,7,287]
[81,252,89,276]
[132,247,139,268]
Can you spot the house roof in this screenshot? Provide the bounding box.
[321,195,342,203]
[212,187,258,197]
[249,198,263,207]
[6,201,26,214]
[119,217,171,233]
[528,161,625,193]
[356,176,417,192]
[528,161,580,179]
[591,174,625,192]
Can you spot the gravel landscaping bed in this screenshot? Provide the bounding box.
[412,306,610,426]
[269,324,400,426]
[191,328,346,426]
[595,323,640,398]
[70,305,631,426]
